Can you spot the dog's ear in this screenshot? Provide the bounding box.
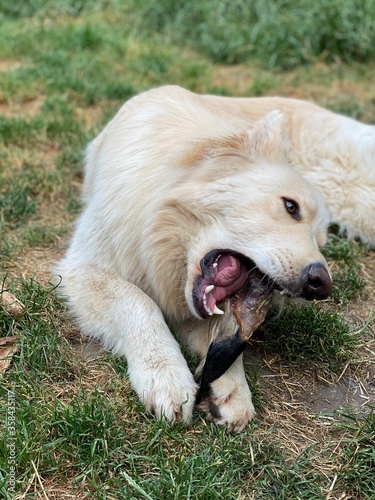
[179,110,289,168]
[247,110,289,161]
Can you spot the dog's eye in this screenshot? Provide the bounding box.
[283,198,301,220]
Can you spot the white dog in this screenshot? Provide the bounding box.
[55,85,349,432]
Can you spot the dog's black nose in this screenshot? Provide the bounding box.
[301,263,332,300]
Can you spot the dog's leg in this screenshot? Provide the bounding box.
[201,353,255,433]
[56,261,198,425]
[179,317,255,432]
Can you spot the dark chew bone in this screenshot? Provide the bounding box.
[196,269,273,404]
[195,330,247,404]
[231,269,274,342]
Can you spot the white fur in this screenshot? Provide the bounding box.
[202,94,375,246]
[55,85,340,431]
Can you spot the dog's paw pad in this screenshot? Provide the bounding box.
[211,408,255,433]
[137,375,198,426]
[147,398,192,425]
[198,387,255,433]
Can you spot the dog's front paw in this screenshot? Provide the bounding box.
[198,373,255,433]
[130,365,198,425]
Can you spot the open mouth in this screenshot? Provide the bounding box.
[192,249,268,319]
[192,248,333,320]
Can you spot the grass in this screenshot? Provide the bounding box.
[261,302,356,371]
[0,289,357,499]
[132,0,375,69]
[0,171,37,227]
[335,409,375,496]
[323,233,368,305]
[0,1,374,498]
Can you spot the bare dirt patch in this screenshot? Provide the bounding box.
[1,144,60,173]
[74,104,108,129]
[0,97,44,117]
[7,245,66,285]
[255,355,374,416]
[0,59,22,73]
[211,64,259,94]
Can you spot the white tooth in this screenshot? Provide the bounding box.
[213,305,224,315]
[212,262,218,269]
[204,285,214,294]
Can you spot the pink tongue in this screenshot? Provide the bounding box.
[215,255,241,286]
[211,255,248,303]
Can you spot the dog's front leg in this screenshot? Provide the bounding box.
[179,317,255,432]
[200,354,255,433]
[56,263,197,425]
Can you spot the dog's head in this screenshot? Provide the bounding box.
[179,110,332,319]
